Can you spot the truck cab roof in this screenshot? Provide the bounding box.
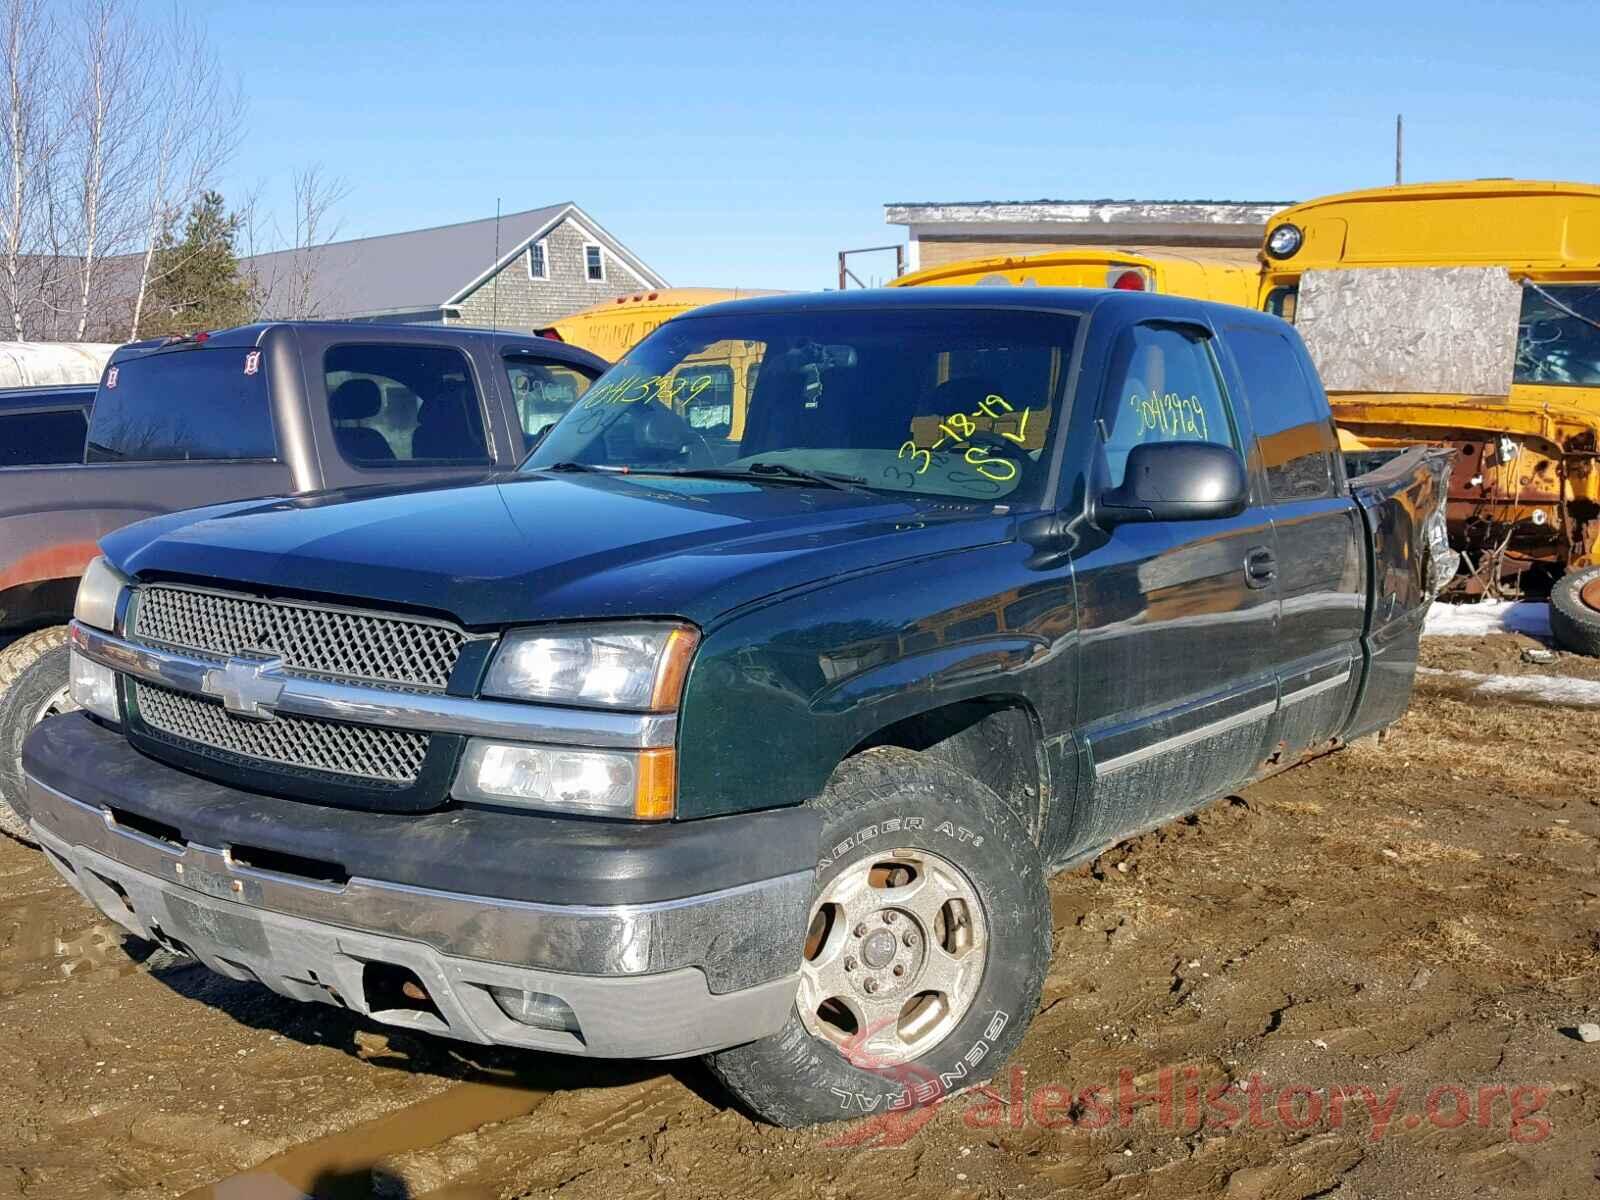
[111,320,608,374]
[675,283,1289,334]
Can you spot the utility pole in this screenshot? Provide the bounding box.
[1395,114,1404,186]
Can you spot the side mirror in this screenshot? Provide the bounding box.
[1096,441,1249,526]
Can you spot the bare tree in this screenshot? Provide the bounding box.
[126,5,243,340]
[0,0,55,339]
[66,0,158,340]
[0,1,307,342]
[251,163,350,320]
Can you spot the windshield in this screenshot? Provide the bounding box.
[1515,284,1600,386]
[523,307,1078,504]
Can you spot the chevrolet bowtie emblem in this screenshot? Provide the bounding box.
[201,656,287,720]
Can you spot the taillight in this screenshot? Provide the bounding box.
[535,327,563,341]
[1110,269,1147,291]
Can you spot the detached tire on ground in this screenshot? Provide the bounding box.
[0,626,76,843]
[707,746,1049,1127]
[1552,565,1600,658]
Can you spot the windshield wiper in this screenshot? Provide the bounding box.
[540,461,631,474]
[540,459,874,494]
[655,462,873,494]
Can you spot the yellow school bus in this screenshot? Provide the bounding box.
[890,247,1261,308]
[539,288,783,443]
[1256,180,1600,646]
[537,288,780,361]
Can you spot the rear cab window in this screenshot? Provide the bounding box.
[86,348,274,462]
[0,408,88,466]
[324,345,490,467]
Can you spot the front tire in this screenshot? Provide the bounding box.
[1552,565,1600,658]
[0,626,76,843]
[706,746,1049,1127]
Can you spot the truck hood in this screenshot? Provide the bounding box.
[102,472,1013,629]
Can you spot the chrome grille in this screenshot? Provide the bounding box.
[135,681,430,784]
[133,586,465,691]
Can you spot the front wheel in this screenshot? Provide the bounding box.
[0,626,77,843]
[706,747,1049,1127]
[1552,565,1600,658]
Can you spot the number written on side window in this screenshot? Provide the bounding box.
[1100,325,1239,488]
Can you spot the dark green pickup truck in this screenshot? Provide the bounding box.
[18,290,1453,1126]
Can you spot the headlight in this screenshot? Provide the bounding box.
[1265,223,1303,260]
[483,622,698,710]
[73,556,129,632]
[452,739,676,819]
[69,649,120,722]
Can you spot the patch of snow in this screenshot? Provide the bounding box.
[1422,600,1551,640]
[1417,666,1600,708]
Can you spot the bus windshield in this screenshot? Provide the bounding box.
[1515,284,1600,387]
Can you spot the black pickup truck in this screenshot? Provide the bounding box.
[0,323,606,836]
[18,289,1453,1126]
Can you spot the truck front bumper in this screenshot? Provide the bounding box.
[21,714,816,1060]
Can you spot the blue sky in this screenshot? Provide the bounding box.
[208,0,1600,292]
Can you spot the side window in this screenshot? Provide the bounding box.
[0,409,88,466]
[1264,286,1298,322]
[324,344,489,468]
[506,358,594,448]
[1226,326,1338,501]
[1100,324,1239,488]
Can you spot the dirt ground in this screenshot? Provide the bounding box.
[3,632,1599,1200]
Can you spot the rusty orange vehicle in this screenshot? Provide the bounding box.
[1257,179,1600,654]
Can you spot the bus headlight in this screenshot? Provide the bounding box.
[1265,223,1303,260]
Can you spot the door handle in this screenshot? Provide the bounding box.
[1245,546,1277,589]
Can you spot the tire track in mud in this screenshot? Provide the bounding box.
[181,1078,546,1200]
[183,1071,687,1200]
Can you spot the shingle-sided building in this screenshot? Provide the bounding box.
[245,202,668,329]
